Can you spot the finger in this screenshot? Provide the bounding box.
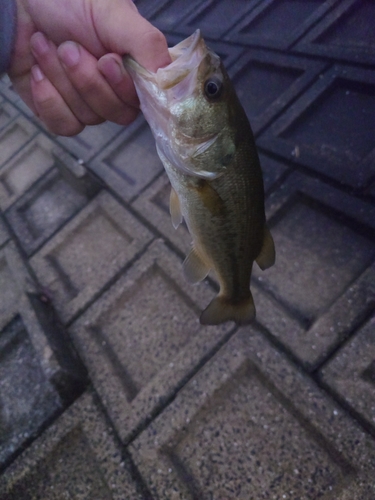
[58,41,139,125]
[30,32,103,126]
[92,0,172,71]
[97,53,139,108]
[30,65,86,136]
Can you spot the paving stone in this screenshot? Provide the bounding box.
[0,242,86,470]
[0,117,37,169]
[30,191,153,323]
[89,116,164,202]
[0,100,18,133]
[130,326,375,499]
[319,315,375,432]
[5,151,101,256]
[0,133,58,211]
[231,50,326,135]
[257,64,375,189]
[69,240,233,444]
[0,217,9,249]
[252,172,375,370]
[168,0,261,38]
[56,120,123,162]
[0,390,145,500]
[295,0,375,65]
[226,0,337,50]
[147,0,208,32]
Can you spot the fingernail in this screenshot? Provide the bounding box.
[31,65,44,82]
[30,32,49,56]
[99,56,124,85]
[59,42,80,67]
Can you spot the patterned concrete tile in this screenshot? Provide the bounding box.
[0,217,9,249]
[130,327,375,499]
[226,0,337,49]
[168,0,261,38]
[0,391,145,500]
[5,152,100,256]
[0,117,37,169]
[69,240,233,444]
[319,315,375,432]
[231,50,326,135]
[295,0,375,65]
[56,120,123,162]
[30,191,153,323]
[89,116,164,202]
[257,64,375,189]
[0,242,86,470]
[252,172,375,369]
[0,134,57,211]
[0,100,18,133]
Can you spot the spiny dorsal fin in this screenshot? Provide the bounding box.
[256,225,275,271]
[183,247,210,284]
[170,188,183,229]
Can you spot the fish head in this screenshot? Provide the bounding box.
[124,30,237,179]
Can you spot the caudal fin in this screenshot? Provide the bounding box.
[200,294,256,326]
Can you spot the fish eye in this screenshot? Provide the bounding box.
[204,76,223,100]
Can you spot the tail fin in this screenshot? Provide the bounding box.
[200,294,256,326]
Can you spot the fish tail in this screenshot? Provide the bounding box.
[200,294,256,326]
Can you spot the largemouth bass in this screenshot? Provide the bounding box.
[124,30,275,325]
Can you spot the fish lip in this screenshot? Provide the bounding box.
[123,30,205,89]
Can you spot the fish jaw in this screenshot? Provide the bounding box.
[123,30,230,180]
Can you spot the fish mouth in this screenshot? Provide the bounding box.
[124,30,204,88]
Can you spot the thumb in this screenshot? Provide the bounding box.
[92,0,171,72]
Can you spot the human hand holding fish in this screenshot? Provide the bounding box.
[124,30,275,326]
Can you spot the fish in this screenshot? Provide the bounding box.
[124,30,275,325]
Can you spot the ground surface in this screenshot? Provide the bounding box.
[0,1,374,499]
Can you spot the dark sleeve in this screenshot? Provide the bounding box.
[0,0,17,74]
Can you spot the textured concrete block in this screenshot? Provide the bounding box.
[226,0,336,50]
[147,0,207,31]
[56,120,123,162]
[257,64,375,188]
[89,117,164,202]
[320,315,375,432]
[0,242,86,470]
[0,100,18,133]
[70,240,233,443]
[231,50,326,135]
[30,191,153,323]
[130,327,375,499]
[295,0,375,65]
[0,391,144,500]
[0,217,9,249]
[252,172,375,369]
[0,134,57,211]
[0,117,37,168]
[5,155,100,256]
[169,0,260,38]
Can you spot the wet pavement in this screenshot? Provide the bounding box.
[0,1,374,498]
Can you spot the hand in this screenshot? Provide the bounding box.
[8,0,171,136]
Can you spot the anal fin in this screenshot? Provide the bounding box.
[170,188,183,229]
[256,225,275,271]
[183,247,210,284]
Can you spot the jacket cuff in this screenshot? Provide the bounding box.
[0,0,17,74]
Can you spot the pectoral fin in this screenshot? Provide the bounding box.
[183,247,210,284]
[256,226,276,271]
[170,188,183,229]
